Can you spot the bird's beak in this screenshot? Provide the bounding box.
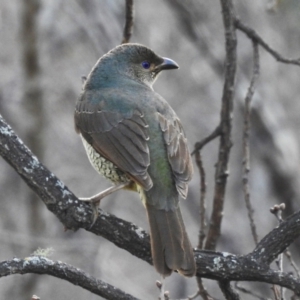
[155,57,179,72]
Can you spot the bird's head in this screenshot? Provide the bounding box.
[86,44,179,89]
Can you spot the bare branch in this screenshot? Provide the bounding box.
[242,41,260,246]
[195,249,300,295]
[0,257,138,300]
[235,18,300,67]
[205,0,237,251]
[2,114,300,294]
[196,278,214,300]
[122,0,134,44]
[195,150,207,249]
[235,282,267,300]
[0,114,152,266]
[285,250,300,278]
[218,280,240,300]
[271,203,286,298]
[251,209,300,265]
[192,125,221,155]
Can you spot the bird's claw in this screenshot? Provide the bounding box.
[90,199,100,228]
[79,183,129,228]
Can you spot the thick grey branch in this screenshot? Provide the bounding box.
[0,114,152,265]
[1,114,300,294]
[195,250,300,294]
[0,256,138,300]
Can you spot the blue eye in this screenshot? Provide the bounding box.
[142,61,150,69]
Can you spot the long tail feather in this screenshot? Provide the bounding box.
[146,203,196,277]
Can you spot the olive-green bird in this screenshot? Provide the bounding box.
[74,43,196,277]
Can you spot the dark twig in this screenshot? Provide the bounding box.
[192,125,221,155]
[270,203,286,299]
[242,41,260,246]
[235,18,300,67]
[235,282,267,300]
[205,0,237,251]
[195,150,207,249]
[121,0,134,44]
[219,280,240,300]
[285,250,300,278]
[0,257,138,300]
[186,278,214,300]
[196,277,214,300]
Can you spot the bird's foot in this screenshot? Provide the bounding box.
[80,183,129,227]
[79,196,101,227]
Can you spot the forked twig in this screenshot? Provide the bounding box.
[192,125,221,155]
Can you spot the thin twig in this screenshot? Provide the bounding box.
[270,203,286,299]
[242,41,260,246]
[121,0,134,44]
[195,150,207,249]
[205,0,237,251]
[271,285,281,300]
[187,277,214,300]
[284,249,300,278]
[196,277,214,300]
[234,282,267,300]
[192,125,221,155]
[235,18,300,67]
[219,281,240,300]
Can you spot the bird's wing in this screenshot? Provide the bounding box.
[157,112,193,199]
[75,99,153,191]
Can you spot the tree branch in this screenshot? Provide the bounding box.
[192,125,221,155]
[0,114,152,265]
[251,209,300,265]
[0,256,138,300]
[242,41,260,246]
[2,114,300,294]
[195,150,207,250]
[205,0,237,251]
[121,0,134,44]
[195,249,300,295]
[218,280,240,300]
[235,18,300,67]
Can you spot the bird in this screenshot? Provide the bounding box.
[74,43,196,277]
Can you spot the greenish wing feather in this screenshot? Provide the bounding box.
[157,112,193,199]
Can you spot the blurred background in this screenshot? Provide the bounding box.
[1,0,300,298]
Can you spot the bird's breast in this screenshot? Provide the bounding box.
[81,135,130,184]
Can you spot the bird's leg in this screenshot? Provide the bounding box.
[80,182,129,226]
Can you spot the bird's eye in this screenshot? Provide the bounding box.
[141,61,150,69]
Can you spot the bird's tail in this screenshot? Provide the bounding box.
[145,203,196,277]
